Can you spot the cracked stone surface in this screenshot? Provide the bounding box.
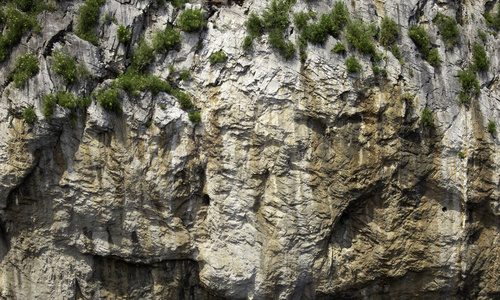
[1,0,500,299]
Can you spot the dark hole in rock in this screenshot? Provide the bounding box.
[203,194,210,206]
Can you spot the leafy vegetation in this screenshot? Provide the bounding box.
[0,7,37,61]
[389,45,402,60]
[131,39,155,72]
[420,107,434,127]
[96,85,121,113]
[22,107,36,123]
[330,1,350,37]
[171,0,190,9]
[52,51,77,84]
[345,19,376,57]
[117,69,172,96]
[478,28,487,43]
[153,27,180,53]
[42,94,57,119]
[457,69,480,104]
[10,53,39,88]
[304,14,333,44]
[247,12,264,37]
[172,89,193,109]
[472,43,488,71]
[179,70,190,81]
[345,56,362,73]
[188,110,201,124]
[332,42,346,54]
[56,91,77,109]
[75,0,105,45]
[15,0,46,13]
[458,151,465,159]
[487,120,497,134]
[209,50,228,64]
[177,9,205,32]
[409,25,441,66]
[294,12,314,31]
[379,18,399,47]
[117,24,131,43]
[242,35,253,50]
[484,6,500,31]
[433,13,459,48]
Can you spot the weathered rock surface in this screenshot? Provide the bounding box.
[1,0,500,299]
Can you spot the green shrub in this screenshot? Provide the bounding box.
[472,43,488,71]
[188,110,201,124]
[22,107,36,123]
[131,39,154,72]
[247,12,264,37]
[433,13,459,47]
[209,50,228,64]
[96,86,121,113]
[379,18,398,47]
[372,65,380,75]
[420,107,434,127]
[171,0,190,9]
[242,35,253,50]
[427,49,441,67]
[117,24,131,43]
[409,25,432,58]
[77,65,92,79]
[172,89,193,109]
[15,0,46,13]
[294,12,314,31]
[0,8,36,61]
[389,45,402,60]
[142,75,171,95]
[117,69,172,95]
[305,14,333,44]
[487,121,497,134]
[381,69,388,77]
[52,51,77,84]
[177,9,205,32]
[268,29,295,59]
[330,1,350,37]
[262,0,290,31]
[10,53,39,88]
[457,69,480,104]
[56,91,77,109]
[345,19,376,57]
[345,56,361,73]
[179,70,190,80]
[42,94,57,119]
[332,42,346,53]
[458,151,465,159]
[153,27,180,53]
[484,6,500,31]
[478,28,487,43]
[75,0,105,45]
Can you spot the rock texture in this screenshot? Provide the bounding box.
[1,0,500,299]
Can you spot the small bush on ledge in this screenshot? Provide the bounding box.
[10,53,39,88]
[52,51,77,84]
[189,110,201,124]
[117,24,131,43]
[488,121,497,134]
[420,107,434,127]
[96,86,121,113]
[177,9,206,32]
[153,27,180,53]
[209,50,228,64]
[332,42,346,54]
[345,56,362,73]
[22,107,36,123]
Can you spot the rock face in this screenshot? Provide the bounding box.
[1,0,500,299]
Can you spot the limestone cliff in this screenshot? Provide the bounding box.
[0,0,500,298]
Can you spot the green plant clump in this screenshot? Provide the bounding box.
[96,86,121,113]
[345,56,362,73]
[10,53,39,88]
[409,25,441,66]
[15,0,47,13]
[242,35,253,50]
[177,9,206,32]
[478,28,487,43]
[42,94,57,119]
[458,151,466,159]
[172,89,193,109]
[52,51,77,84]
[457,69,480,104]
[22,107,36,123]
[433,13,459,48]
[379,18,399,47]
[304,14,334,44]
[179,70,190,80]
[188,110,201,124]
[75,0,106,45]
[0,7,36,61]
[131,39,155,72]
[117,70,172,96]
[247,12,264,37]
[330,1,350,37]
[117,24,131,43]
[472,43,488,71]
[487,121,497,134]
[484,6,500,32]
[153,27,180,53]
[420,107,434,127]
[56,91,77,109]
[345,19,376,57]
[332,42,346,54]
[209,50,228,64]
[294,12,314,31]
